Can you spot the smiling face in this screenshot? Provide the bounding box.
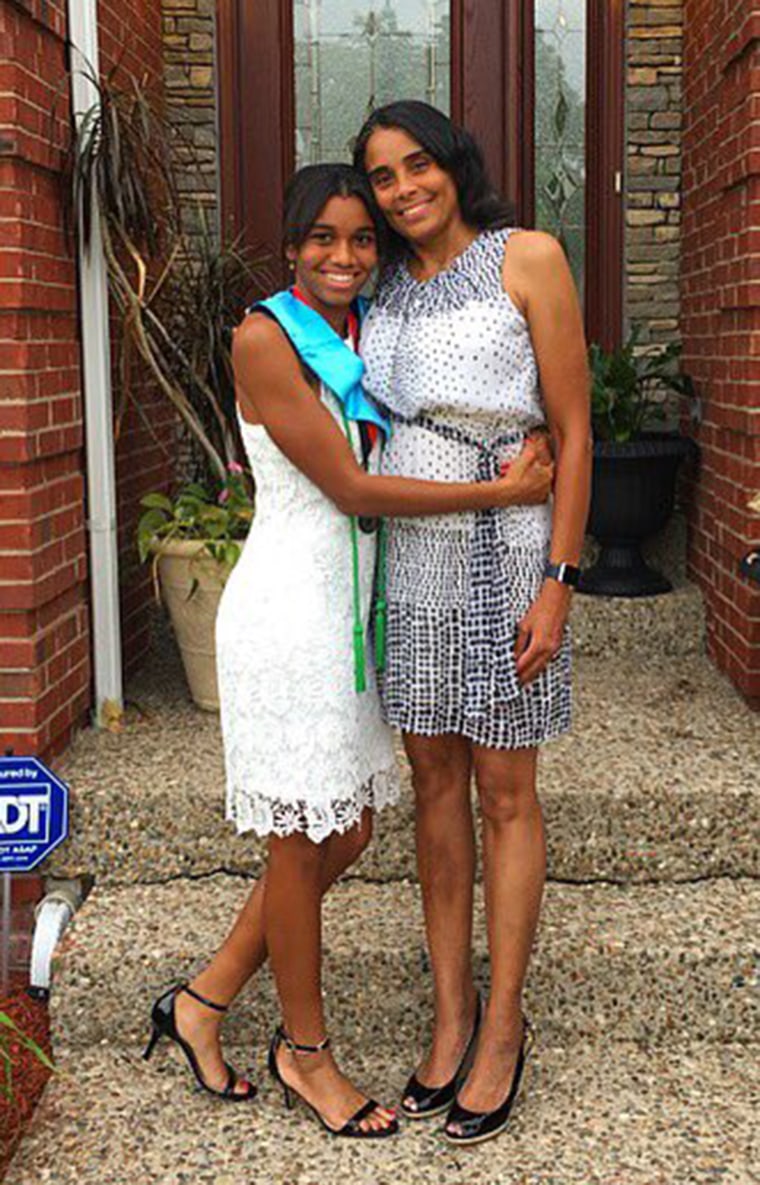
[362,126,463,247]
[286,194,377,323]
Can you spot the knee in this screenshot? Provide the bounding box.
[475,767,538,828]
[410,752,468,811]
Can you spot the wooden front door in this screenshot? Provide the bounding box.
[216,0,624,346]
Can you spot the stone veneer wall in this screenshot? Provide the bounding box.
[625,1,683,348]
[161,0,219,239]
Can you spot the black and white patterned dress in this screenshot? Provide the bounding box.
[360,228,571,749]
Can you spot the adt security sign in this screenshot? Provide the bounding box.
[0,756,69,872]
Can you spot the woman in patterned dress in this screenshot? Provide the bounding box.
[143,163,554,1139]
[355,102,592,1145]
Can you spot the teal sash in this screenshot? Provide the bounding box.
[252,290,389,438]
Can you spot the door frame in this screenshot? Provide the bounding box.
[216,0,625,346]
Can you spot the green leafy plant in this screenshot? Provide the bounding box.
[0,1010,55,1102]
[589,329,692,443]
[137,464,254,594]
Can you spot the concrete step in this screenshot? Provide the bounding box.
[47,650,759,886]
[51,876,759,1050]
[7,1039,757,1185]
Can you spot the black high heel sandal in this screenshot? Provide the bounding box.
[143,982,257,1103]
[443,1016,534,1146]
[400,993,482,1121]
[267,1025,399,1139]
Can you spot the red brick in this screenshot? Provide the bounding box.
[683,0,760,699]
[0,0,177,758]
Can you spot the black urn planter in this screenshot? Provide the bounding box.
[578,434,696,598]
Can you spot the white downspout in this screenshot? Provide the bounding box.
[28,888,78,998]
[67,0,123,726]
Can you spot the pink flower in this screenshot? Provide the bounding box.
[218,489,230,504]
[227,461,244,474]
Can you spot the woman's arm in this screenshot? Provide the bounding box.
[232,313,554,517]
[502,232,593,684]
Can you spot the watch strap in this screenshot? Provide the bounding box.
[544,560,580,587]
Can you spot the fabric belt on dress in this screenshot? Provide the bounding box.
[392,412,530,717]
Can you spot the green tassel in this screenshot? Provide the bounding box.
[374,600,387,673]
[374,519,388,674]
[353,624,367,693]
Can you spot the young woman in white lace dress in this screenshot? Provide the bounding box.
[354,103,592,1145]
[143,164,554,1138]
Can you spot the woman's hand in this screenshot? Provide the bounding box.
[515,580,570,684]
[526,428,553,466]
[495,437,554,508]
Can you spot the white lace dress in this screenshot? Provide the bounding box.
[216,388,400,844]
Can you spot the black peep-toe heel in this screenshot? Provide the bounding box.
[443,1015,534,1146]
[400,993,482,1120]
[143,982,257,1102]
[268,1026,399,1138]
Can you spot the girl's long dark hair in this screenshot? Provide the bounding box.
[353,101,514,259]
[282,162,387,256]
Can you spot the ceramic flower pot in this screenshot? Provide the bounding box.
[154,539,234,710]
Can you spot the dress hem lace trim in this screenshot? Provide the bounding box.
[225,765,400,845]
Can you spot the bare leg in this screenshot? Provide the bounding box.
[266,829,395,1133]
[174,810,373,1095]
[448,746,544,1124]
[403,733,479,1103]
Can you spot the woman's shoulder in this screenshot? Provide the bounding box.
[370,259,410,308]
[501,229,565,269]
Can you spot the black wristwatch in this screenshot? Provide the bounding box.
[544,560,581,587]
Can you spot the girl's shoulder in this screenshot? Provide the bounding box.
[234,307,315,386]
[234,307,284,352]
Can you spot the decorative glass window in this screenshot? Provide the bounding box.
[534,0,586,295]
[293,1,451,167]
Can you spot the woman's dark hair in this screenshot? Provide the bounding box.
[353,101,514,257]
[282,162,386,256]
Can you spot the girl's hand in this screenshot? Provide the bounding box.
[496,438,554,507]
[515,580,570,684]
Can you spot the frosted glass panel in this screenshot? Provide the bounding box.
[534,1,586,296]
[293,1,451,167]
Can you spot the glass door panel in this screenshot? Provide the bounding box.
[293,1,451,167]
[534,0,586,296]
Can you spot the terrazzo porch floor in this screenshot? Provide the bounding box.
[21,589,759,1184]
[6,1040,757,1185]
[45,619,759,887]
[51,876,759,1049]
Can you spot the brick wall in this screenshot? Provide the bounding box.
[0,0,173,761]
[681,2,760,704]
[626,1,683,348]
[0,0,90,758]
